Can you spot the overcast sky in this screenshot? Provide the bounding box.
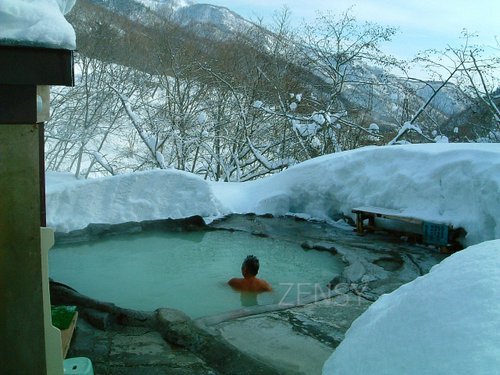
[206,0,499,60]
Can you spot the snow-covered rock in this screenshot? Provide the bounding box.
[46,169,226,232]
[434,134,449,143]
[0,0,76,49]
[323,239,500,375]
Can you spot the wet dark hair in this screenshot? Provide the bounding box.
[242,255,260,276]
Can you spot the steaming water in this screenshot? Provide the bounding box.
[49,230,343,318]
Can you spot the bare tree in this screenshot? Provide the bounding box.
[403,31,500,143]
[46,54,127,177]
[250,8,395,155]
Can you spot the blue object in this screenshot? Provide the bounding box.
[422,222,449,246]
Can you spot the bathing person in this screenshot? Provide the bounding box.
[228,255,272,292]
[240,292,258,307]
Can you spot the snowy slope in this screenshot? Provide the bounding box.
[323,239,500,375]
[172,3,252,32]
[90,0,257,38]
[46,143,500,246]
[136,0,195,12]
[210,143,500,246]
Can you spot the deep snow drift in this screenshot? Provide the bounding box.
[46,143,500,245]
[46,169,224,232]
[0,0,76,50]
[322,239,500,374]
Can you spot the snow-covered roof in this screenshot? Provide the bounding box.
[0,0,76,50]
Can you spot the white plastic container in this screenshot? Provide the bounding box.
[63,357,94,375]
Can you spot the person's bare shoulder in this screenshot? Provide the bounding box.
[259,279,272,292]
[228,278,242,289]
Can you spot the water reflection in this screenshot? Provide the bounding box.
[50,229,341,317]
[240,292,258,307]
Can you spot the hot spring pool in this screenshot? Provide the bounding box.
[49,230,343,318]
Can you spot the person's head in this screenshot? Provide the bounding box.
[241,255,260,277]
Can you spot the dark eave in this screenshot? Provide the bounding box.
[0,45,74,86]
[0,45,74,124]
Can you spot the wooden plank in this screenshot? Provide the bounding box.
[352,206,403,216]
[352,206,423,225]
[60,311,78,359]
[376,213,422,225]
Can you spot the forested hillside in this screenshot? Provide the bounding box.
[46,0,500,180]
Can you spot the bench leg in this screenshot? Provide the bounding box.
[369,215,375,227]
[356,213,364,234]
[367,215,375,232]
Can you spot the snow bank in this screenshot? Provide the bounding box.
[0,0,76,50]
[46,169,226,232]
[322,239,500,374]
[211,143,500,246]
[47,143,499,245]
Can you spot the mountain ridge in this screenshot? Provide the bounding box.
[68,0,488,140]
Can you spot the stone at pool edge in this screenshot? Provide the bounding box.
[67,318,215,374]
[301,240,338,254]
[155,308,282,375]
[79,307,114,330]
[327,275,349,290]
[54,215,209,244]
[156,308,198,347]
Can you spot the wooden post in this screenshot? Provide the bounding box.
[0,46,73,375]
[0,124,47,373]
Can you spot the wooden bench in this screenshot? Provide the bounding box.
[351,206,462,250]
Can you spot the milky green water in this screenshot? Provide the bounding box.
[49,230,343,318]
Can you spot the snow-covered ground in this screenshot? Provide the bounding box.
[0,0,76,50]
[323,239,500,374]
[46,143,500,373]
[47,143,500,247]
